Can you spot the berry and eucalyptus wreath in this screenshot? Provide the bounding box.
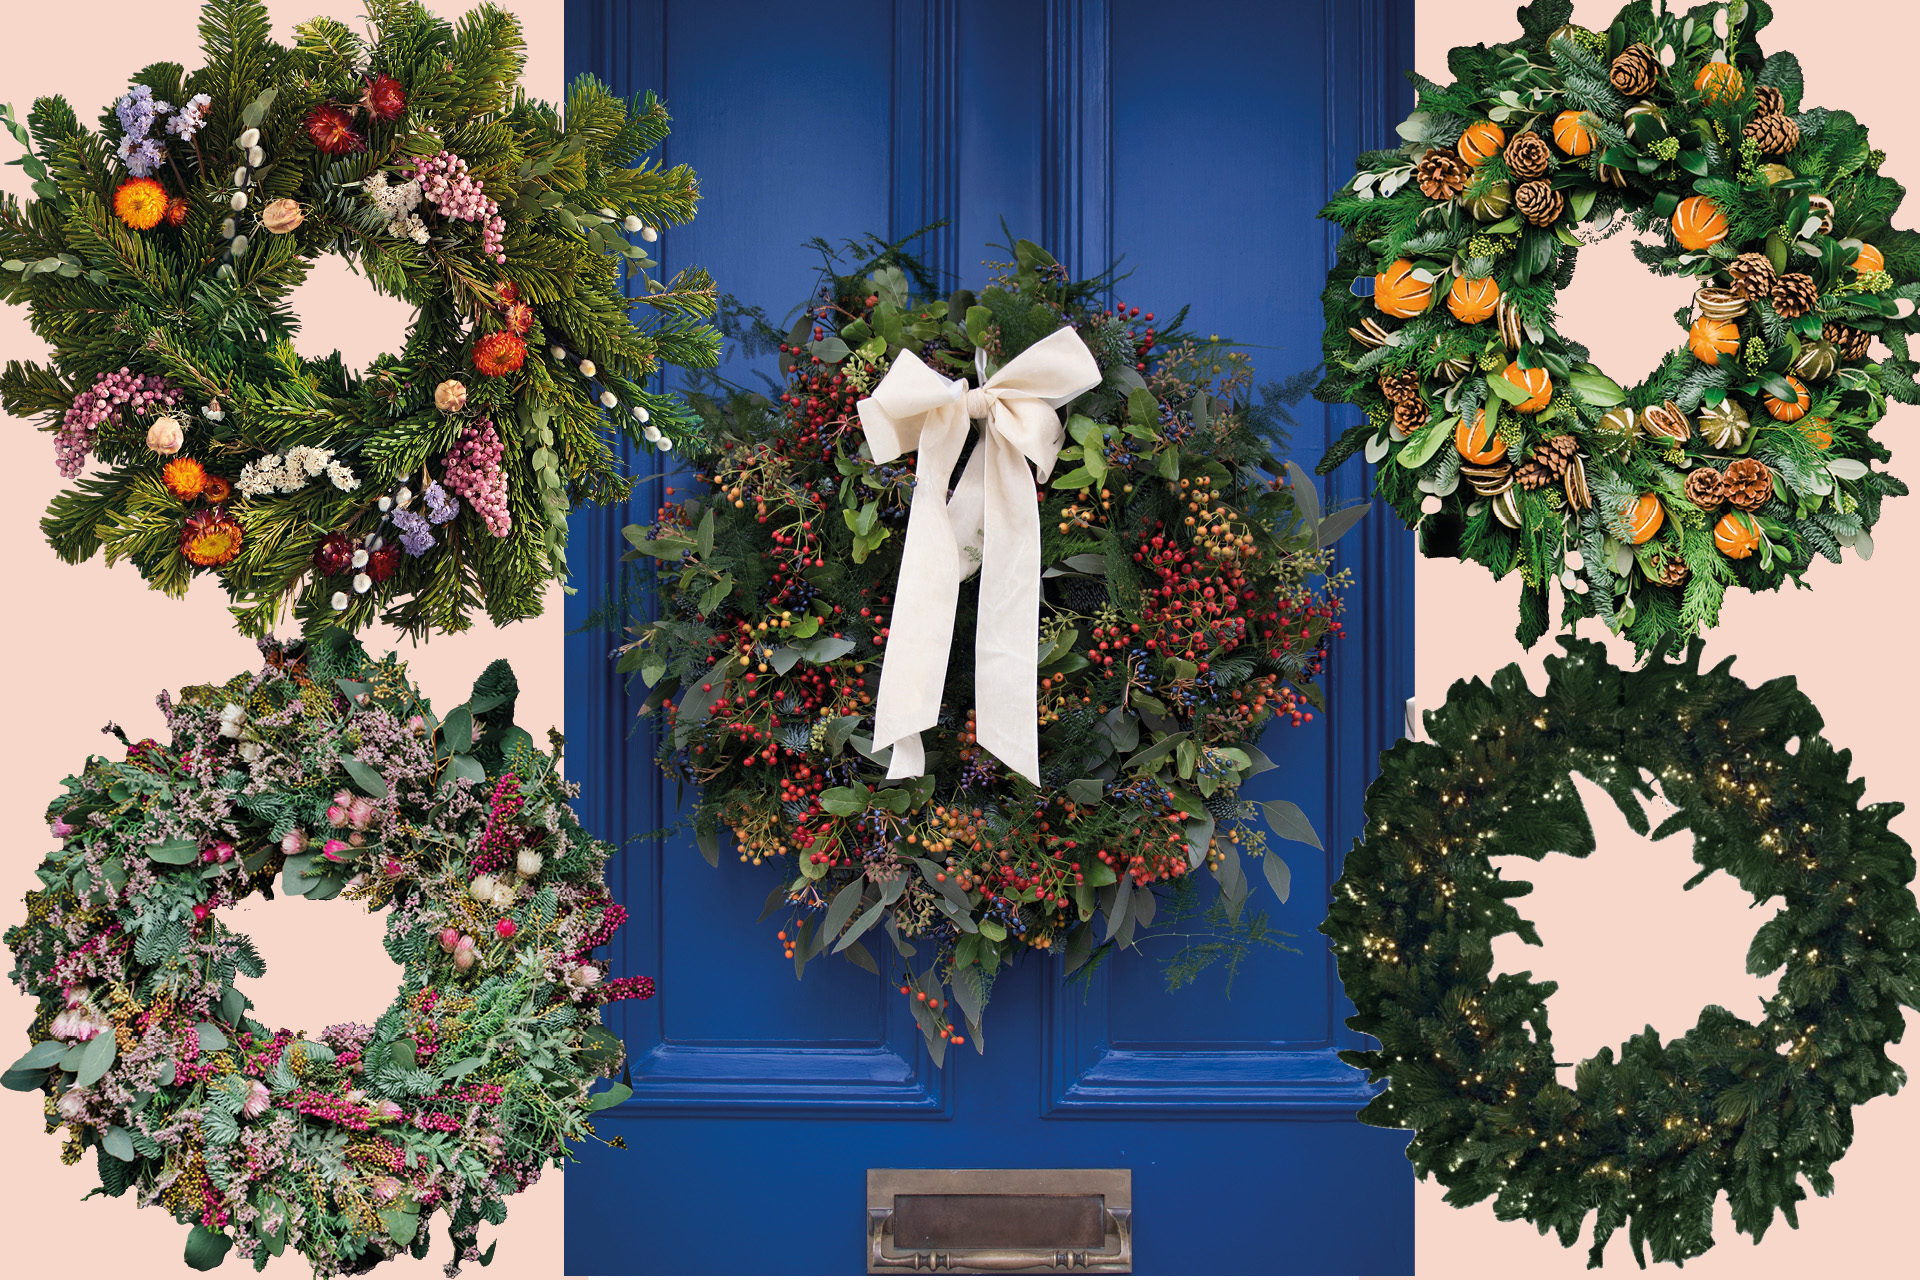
[1318,0,1917,658]
[3,634,649,1275]
[0,0,720,638]
[1322,639,1920,1267]
[619,235,1361,1060]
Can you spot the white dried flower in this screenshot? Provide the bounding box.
[352,572,372,593]
[331,591,349,610]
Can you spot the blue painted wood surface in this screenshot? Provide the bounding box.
[562,1,1416,1272]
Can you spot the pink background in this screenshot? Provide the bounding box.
[1,1,1916,1277]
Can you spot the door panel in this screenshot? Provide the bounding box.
[564,0,1415,1272]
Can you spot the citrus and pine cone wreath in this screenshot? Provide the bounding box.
[1724,457,1775,510]
[1825,321,1872,361]
[1515,459,1553,491]
[1753,84,1785,117]
[1646,551,1690,586]
[1745,112,1801,155]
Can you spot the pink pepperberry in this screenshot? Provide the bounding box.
[494,919,517,939]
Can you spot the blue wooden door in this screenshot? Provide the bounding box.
[562,1,1415,1273]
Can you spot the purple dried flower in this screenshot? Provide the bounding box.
[391,507,435,556]
[423,481,459,524]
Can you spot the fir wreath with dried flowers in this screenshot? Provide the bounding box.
[3,633,649,1275]
[0,0,720,639]
[1319,0,1916,658]
[618,234,1363,1060]
[1322,638,1920,1268]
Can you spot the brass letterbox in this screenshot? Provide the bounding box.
[866,1169,1132,1274]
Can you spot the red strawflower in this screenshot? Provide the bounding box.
[313,532,355,576]
[495,281,520,305]
[503,300,534,336]
[368,544,401,583]
[363,74,408,122]
[471,331,527,377]
[304,104,364,156]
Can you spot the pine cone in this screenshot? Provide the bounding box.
[1534,436,1576,479]
[1770,271,1819,319]
[1514,179,1565,227]
[1514,460,1553,491]
[1824,321,1872,362]
[1504,132,1554,181]
[1545,434,1579,460]
[1377,370,1422,404]
[1640,400,1691,443]
[1461,464,1514,497]
[1610,42,1660,96]
[1647,552,1690,587]
[1562,454,1592,512]
[1753,85,1785,117]
[1727,252,1776,300]
[1684,467,1727,509]
[1415,148,1470,200]
[1723,457,1774,510]
[1745,112,1800,155]
[1391,396,1428,434]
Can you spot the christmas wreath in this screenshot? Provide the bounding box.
[2,633,650,1275]
[0,0,720,638]
[619,235,1361,1059]
[1321,638,1920,1267]
[1318,0,1917,658]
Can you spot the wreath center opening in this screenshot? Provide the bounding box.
[1552,230,1697,392]
[222,886,403,1035]
[282,254,419,379]
[1488,773,1775,1091]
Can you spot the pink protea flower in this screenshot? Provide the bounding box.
[438,927,461,951]
[347,796,375,830]
[326,803,348,826]
[281,829,308,856]
[494,919,517,940]
[383,858,404,877]
[371,1175,405,1202]
[57,1089,90,1120]
[371,1100,405,1123]
[241,1079,271,1119]
[50,817,74,838]
[322,839,349,861]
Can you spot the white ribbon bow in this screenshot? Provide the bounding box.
[856,326,1102,784]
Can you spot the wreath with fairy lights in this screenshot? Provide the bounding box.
[2,633,650,1275]
[1318,0,1917,659]
[0,0,720,638]
[619,234,1361,1060]
[1321,637,1920,1267]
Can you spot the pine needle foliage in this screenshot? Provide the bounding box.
[0,0,720,639]
[1323,638,1920,1268]
[1316,0,1916,661]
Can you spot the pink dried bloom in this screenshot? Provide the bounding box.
[444,420,512,536]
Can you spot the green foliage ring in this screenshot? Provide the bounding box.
[0,0,721,639]
[3,634,647,1275]
[1322,637,1920,1267]
[1317,0,1917,659]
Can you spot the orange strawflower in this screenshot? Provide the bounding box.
[471,331,527,377]
[200,474,233,504]
[164,196,190,228]
[163,457,209,501]
[113,177,168,230]
[180,509,244,567]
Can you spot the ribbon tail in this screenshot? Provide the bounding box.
[884,733,925,781]
[971,431,1044,785]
